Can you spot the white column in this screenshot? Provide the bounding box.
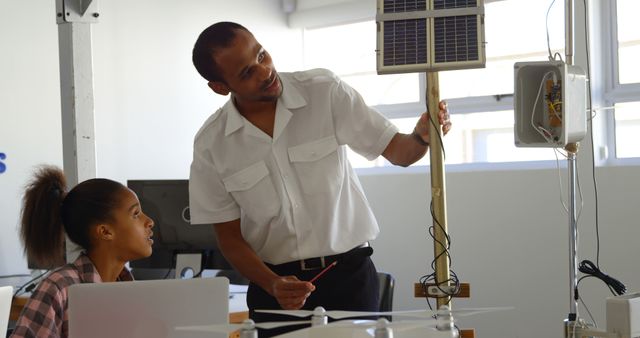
[55,0,99,261]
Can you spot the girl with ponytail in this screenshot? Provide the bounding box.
[11,166,154,338]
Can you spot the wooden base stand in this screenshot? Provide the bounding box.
[413,282,475,338]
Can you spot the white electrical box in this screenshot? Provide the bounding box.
[514,61,587,148]
[607,292,640,338]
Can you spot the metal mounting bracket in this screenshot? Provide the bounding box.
[56,0,99,24]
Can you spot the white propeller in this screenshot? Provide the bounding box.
[256,305,513,320]
[327,317,438,332]
[272,318,459,338]
[179,306,512,338]
[175,318,312,334]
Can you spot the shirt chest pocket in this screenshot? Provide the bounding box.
[223,161,280,221]
[288,136,343,194]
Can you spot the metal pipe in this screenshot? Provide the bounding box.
[564,0,579,330]
[565,0,574,66]
[567,149,579,318]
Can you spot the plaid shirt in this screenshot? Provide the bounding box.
[10,254,133,338]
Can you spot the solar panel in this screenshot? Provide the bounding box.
[377,0,485,74]
[382,18,428,67]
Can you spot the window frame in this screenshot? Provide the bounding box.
[603,0,640,166]
[301,21,428,119]
[374,74,427,119]
[293,0,640,172]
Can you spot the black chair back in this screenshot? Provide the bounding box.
[377,272,395,312]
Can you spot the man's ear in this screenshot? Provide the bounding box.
[208,81,230,96]
[95,224,115,241]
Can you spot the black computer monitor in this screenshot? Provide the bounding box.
[127,180,233,279]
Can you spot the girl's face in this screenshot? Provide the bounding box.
[108,188,155,261]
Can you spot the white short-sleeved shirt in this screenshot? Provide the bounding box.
[189,68,398,264]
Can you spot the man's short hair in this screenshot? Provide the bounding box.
[192,21,250,83]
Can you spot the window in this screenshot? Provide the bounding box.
[440,0,565,99]
[616,0,640,85]
[614,102,640,158]
[301,1,579,169]
[303,21,421,106]
[609,0,640,161]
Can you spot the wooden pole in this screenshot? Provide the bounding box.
[426,71,451,309]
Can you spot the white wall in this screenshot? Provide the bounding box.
[0,1,63,274]
[0,0,302,275]
[363,165,640,337]
[91,0,303,183]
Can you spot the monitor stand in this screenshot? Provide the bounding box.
[175,253,202,279]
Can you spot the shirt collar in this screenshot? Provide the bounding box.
[224,73,307,137]
[279,73,307,110]
[223,99,244,137]
[73,253,134,283]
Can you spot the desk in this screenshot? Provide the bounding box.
[9,296,27,322]
[229,311,249,338]
[229,310,249,324]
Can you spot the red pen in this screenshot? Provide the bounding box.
[309,261,338,283]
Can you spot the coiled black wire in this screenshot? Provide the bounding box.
[576,260,626,298]
[419,201,460,313]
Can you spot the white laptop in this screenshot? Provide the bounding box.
[68,277,229,338]
[0,286,13,336]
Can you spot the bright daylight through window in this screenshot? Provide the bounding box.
[613,0,640,159]
[614,102,640,159]
[616,0,640,85]
[303,0,640,168]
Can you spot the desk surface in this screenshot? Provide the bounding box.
[10,296,27,322]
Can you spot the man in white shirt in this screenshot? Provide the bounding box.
[189,22,451,336]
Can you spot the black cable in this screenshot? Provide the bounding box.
[419,97,457,311]
[546,0,558,61]
[582,0,601,269]
[13,270,50,297]
[425,102,446,160]
[572,0,626,313]
[0,274,30,279]
[163,251,180,279]
[419,200,460,313]
[570,1,622,324]
[577,260,626,297]
[162,267,173,279]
